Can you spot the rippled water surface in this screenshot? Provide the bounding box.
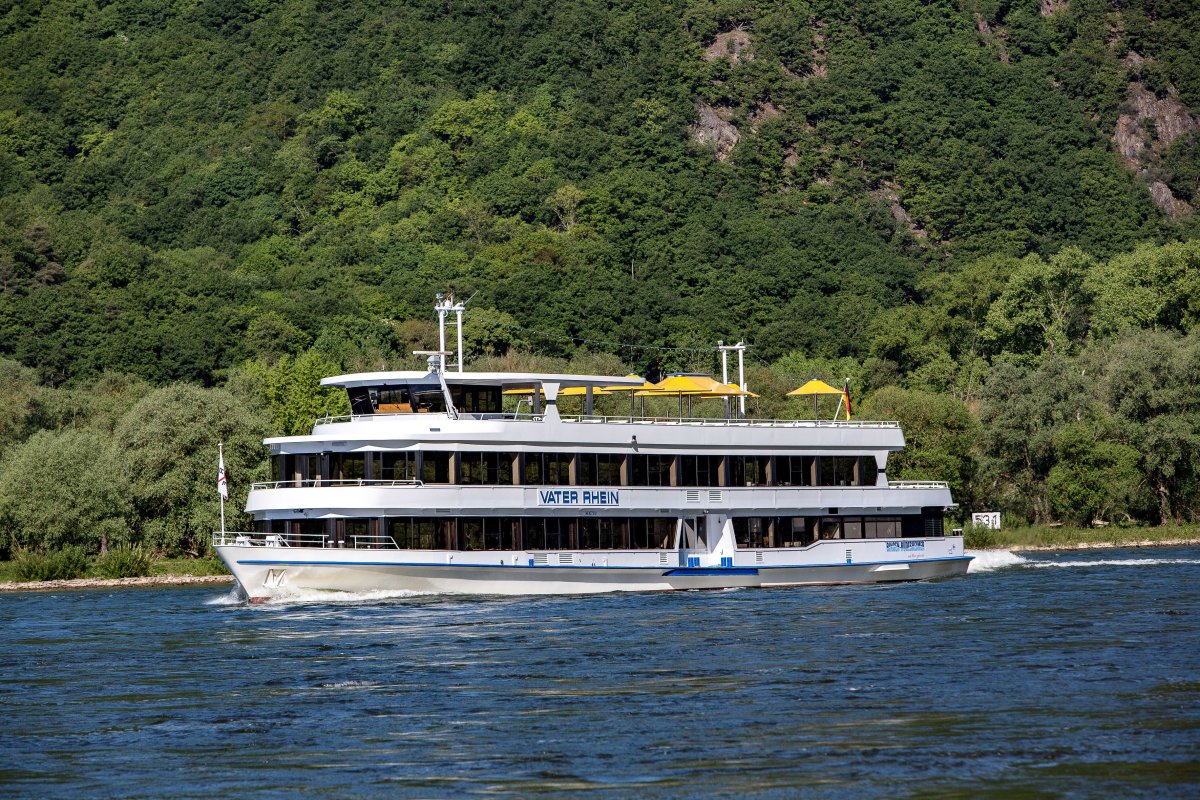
[2,547,1199,798]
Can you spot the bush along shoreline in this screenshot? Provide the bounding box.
[0,550,229,585]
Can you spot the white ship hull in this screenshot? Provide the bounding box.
[216,538,972,602]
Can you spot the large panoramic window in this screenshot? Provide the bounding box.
[732,517,769,549]
[523,453,572,485]
[381,452,418,482]
[578,518,624,549]
[728,456,770,487]
[678,455,723,487]
[629,455,672,486]
[629,518,674,549]
[578,453,623,486]
[460,452,514,485]
[420,452,451,484]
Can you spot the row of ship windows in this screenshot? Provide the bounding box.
[260,514,942,551]
[274,453,880,488]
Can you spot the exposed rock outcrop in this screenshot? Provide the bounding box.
[690,103,740,160]
[1112,53,1199,218]
[1039,0,1069,17]
[703,30,753,65]
[871,183,928,239]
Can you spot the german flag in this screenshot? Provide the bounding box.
[842,379,852,420]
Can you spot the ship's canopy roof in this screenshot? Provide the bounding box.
[320,371,644,390]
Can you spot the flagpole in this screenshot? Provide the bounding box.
[218,441,227,535]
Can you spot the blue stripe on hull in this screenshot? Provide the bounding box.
[233,555,973,570]
[661,567,759,576]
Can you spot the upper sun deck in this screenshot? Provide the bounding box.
[321,371,643,391]
[284,368,905,454]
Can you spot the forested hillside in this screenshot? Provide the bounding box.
[2,0,1200,554]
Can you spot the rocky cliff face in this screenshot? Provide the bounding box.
[1113,53,1199,219]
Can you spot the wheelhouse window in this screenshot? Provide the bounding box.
[346,382,448,415]
[450,385,503,414]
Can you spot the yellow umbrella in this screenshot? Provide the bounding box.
[787,378,845,419]
[636,374,735,418]
[697,382,758,399]
[786,379,843,396]
[600,374,653,392]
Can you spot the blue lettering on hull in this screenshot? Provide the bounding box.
[538,489,620,506]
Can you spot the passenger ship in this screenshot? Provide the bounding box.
[214,303,971,602]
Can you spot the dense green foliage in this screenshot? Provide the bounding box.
[1,0,1200,554]
[12,546,89,581]
[93,545,155,579]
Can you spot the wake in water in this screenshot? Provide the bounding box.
[1028,557,1200,569]
[205,587,246,606]
[966,549,1028,572]
[965,549,1200,574]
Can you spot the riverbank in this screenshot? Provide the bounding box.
[0,574,234,593]
[967,524,1200,551]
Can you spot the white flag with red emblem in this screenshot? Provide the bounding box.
[218,446,229,501]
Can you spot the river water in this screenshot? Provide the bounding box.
[1,547,1198,798]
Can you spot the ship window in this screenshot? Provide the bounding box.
[387,518,439,549]
[678,455,722,487]
[733,517,768,548]
[771,517,810,547]
[450,385,502,414]
[578,453,623,486]
[305,455,322,483]
[460,452,514,485]
[340,454,365,480]
[817,517,843,540]
[382,452,418,482]
[629,518,674,549]
[420,452,451,484]
[774,456,814,487]
[729,456,770,487]
[861,458,879,486]
[578,518,624,550]
[843,518,864,539]
[524,453,572,485]
[524,518,570,550]
[630,455,673,486]
[864,517,900,538]
[820,457,857,486]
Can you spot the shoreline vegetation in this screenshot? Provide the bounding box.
[2,528,1197,593]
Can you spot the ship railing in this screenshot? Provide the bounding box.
[350,534,400,550]
[212,531,329,548]
[249,479,425,490]
[887,480,950,489]
[312,412,899,428]
[560,415,900,428]
[212,531,404,550]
